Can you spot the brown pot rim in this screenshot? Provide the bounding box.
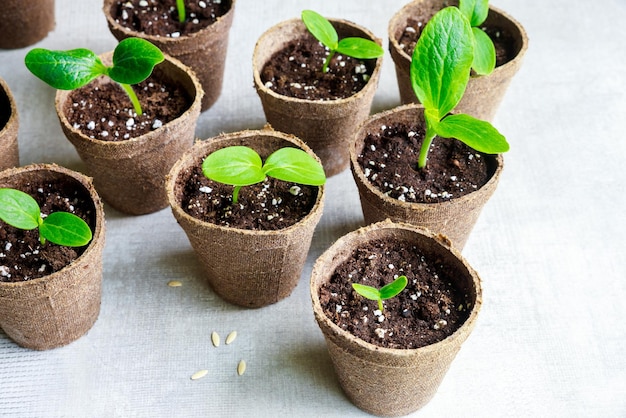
[54,52,203,154]
[310,219,482,357]
[0,77,19,138]
[349,103,504,212]
[166,128,326,236]
[0,163,105,291]
[388,2,529,76]
[252,17,383,106]
[102,0,237,44]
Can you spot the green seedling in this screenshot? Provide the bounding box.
[0,188,92,247]
[202,146,326,204]
[410,6,508,169]
[301,9,384,73]
[458,0,496,75]
[176,0,186,23]
[25,37,164,116]
[352,275,408,312]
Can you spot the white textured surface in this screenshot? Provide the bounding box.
[1,0,625,417]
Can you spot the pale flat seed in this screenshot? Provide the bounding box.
[167,280,182,287]
[225,331,237,345]
[191,369,208,380]
[211,331,220,347]
[237,360,246,376]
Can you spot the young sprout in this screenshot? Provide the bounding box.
[352,275,408,312]
[301,10,384,73]
[410,7,508,170]
[0,188,92,247]
[202,146,326,204]
[458,0,496,75]
[24,37,164,117]
[176,0,186,23]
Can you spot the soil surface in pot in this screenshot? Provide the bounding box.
[0,179,96,283]
[64,77,190,141]
[177,164,319,230]
[260,34,375,101]
[398,18,517,69]
[0,89,10,128]
[109,0,230,37]
[319,238,472,349]
[357,122,492,203]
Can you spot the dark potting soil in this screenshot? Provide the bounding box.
[319,238,472,349]
[398,18,517,68]
[357,122,492,204]
[178,163,319,231]
[64,77,190,141]
[110,0,230,37]
[260,35,375,100]
[0,180,96,283]
[0,88,10,128]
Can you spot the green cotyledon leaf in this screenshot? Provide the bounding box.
[0,188,41,230]
[24,48,106,90]
[202,146,266,187]
[39,212,92,247]
[107,37,164,85]
[436,113,509,153]
[263,148,326,186]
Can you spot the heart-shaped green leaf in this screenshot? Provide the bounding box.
[25,48,106,90]
[0,188,41,230]
[202,146,266,186]
[40,212,93,247]
[263,148,326,186]
[108,38,164,85]
[302,10,338,50]
[410,7,474,120]
[436,113,509,153]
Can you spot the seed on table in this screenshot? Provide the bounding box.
[167,280,182,287]
[191,369,208,380]
[237,360,246,376]
[225,331,237,345]
[211,331,220,347]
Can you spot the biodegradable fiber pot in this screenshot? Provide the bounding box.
[253,18,382,177]
[0,164,106,350]
[56,53,203,216]
[388,0,528,121]
[166,129,325,308]
[310,220,482,416]
[0,0,55,49]
[0,77,19,171]
[350,104,503,250]
[103,0,235,112]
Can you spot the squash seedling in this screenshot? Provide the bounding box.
[458,0,496,75]
[410,6,508,170]
[301,10,384,73]
[0,188,92,247]
[352,275,408,312]
[176,0,186,23]
[24,37,164,117]
[202,146,326,204]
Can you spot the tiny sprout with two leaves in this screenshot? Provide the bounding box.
[25,37,164,116]
[352,275,408,312]
[301,10,384,73]
[202,146,326,204]
[410,6,508,170]
[0,188,92,247]
[458,0,496,75]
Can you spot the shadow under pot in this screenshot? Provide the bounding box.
[103,0,235,112]
[0,0,55,49]
[350,104,503,251]
[310,220,482,416]
[253,17,383,177]
[0,163,106,350]
[55,52,203,216]
[166,129,325,308]
[388,0,529,122]
[0,77,19,171]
